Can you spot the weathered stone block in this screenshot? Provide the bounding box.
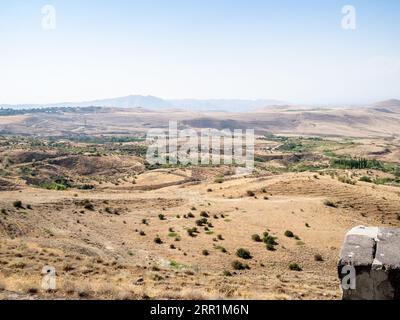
[338,226,400,300]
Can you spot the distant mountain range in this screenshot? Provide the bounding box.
[2,96,400,113]
[372,99,400,108]
[0,95,288,112]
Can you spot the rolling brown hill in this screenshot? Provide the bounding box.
[1,104,400,138]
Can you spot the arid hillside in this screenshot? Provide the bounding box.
[0,127,399,299]
[1,102,400,138]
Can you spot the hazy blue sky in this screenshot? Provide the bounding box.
[0,0,399,105]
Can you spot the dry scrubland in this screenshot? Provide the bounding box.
[1,103,400,300]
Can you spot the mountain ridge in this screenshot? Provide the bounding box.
[0,95,288,112]
[2,96,399,113]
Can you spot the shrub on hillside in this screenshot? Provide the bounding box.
[251,234,262,242]
[13,200,23,209]
[236,248,252,260]
[246,190,255,197]
[231,260,249,270]
[284,230,294,238]
[289,263,302,271]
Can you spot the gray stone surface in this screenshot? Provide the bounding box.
[338,225,400,300]
[374,227,400,268]
[339,234,375,266]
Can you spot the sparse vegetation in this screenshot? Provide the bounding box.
[82,200,94,211]
[105,207,118,215]
[196,218,208,226]
[251,234,262,242]
[359,176,372,183]
[289,263,302,271]
[200,211,209,218]
[63,263,75,272]
[154,236,163,244]
[236,248,252,260]
[263,233,278,246]
[263,233,278,251]
[215,245,227,253]
[187,227,198,237]
[13,200,23,209]
[338,176,356,185]
[246,190,255,197]
[266,243,276,251]
[170,260,187,270]
[231,260,249,270]
[324,200,337,208]
[284,230,294,238]
[314,254,324,262]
